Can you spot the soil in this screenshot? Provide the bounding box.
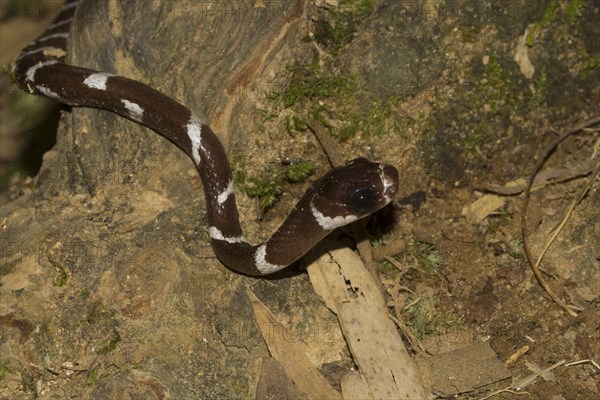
[1,0,599,399]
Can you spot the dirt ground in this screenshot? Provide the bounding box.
[1,0,599,399]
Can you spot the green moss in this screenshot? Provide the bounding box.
[84,302,115,327]
[85,367,99,385]
[420,45,549,180]
[0,362,13,380]
[235,159,318,212]
[410,241,443,274]
[526,32,536,47]
[566,0,585,25]
[534,65,548,103]
[284,115,308,134]
[527,0,586,46]
[485,207,513,234]
[263,1,401,170]
[402,295,463,338]
[380,240,443,277]
[83,302,121,355]
[268,0,400,143]
[541,0,560,27]
[273,59,403,141]
[96,329,121,355]
[275,61,357,109]
[48,257,69,287]
[477,60,512,142]
[312,0,378,56]
[461,25,484,44]
[481,55,514,113]
[580,53,600,79]
[508,236,524,260]
[341,97,403,140]
[313,13,354,57]
[260,109,279,122]
[79,288,90,300]
[404,295,439,338]
[285,161,318,183]
[527,0,559,47]
[340,0,377,17]
[377,258,398,276]
[21,372,35,393]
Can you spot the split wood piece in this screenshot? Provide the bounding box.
[349,219,387,299]
[246,288,342,400]
[307,246,427,400]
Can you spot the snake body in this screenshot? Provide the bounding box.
[12,0,399,276]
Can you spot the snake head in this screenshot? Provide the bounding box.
[309,157,399,230]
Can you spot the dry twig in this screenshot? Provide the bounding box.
[521,116,600,317]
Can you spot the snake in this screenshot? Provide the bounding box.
[12,0,399,276]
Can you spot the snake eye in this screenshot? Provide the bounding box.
[348,187,378,213]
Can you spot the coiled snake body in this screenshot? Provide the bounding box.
[12,0,399,276]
